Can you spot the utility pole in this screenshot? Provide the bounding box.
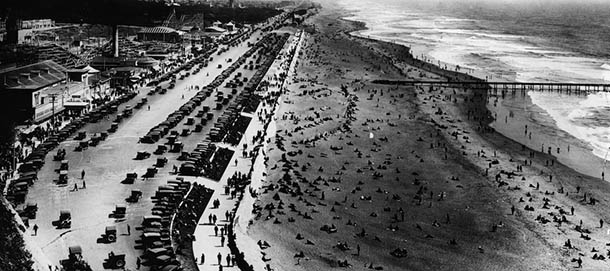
[48,93,59,130]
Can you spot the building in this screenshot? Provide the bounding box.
[180,25,199,33]
[16,19,57,44]
[137,26,183,43]
[108,66,147,90]
[81,65,111,101]
[20,19,55,30]
[223,22,235,32]
[0,60,90,124]
[203,26,227,37]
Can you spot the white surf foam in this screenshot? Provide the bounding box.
[529,91,610,161]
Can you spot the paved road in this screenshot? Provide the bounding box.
[25,29,265,271]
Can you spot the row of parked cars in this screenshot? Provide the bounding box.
[139,88,211,144]
[136,179,192,271]
[177,33,291,179]
[207,33,290,146]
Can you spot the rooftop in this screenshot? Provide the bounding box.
[1,60,66,91]
[139,26,180,34]
[205,26,227,33]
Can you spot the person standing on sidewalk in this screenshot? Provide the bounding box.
[217,252,222,266]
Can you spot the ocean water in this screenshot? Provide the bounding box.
[338,0,610,167]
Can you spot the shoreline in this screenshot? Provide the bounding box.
[489,89,610,180]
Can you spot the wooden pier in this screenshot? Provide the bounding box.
[372,80,610,94]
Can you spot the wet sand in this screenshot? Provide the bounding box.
[488,90,610,180]
[240,2,610,271]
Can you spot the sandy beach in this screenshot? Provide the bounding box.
[235,2,610,271]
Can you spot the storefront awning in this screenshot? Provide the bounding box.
[64,101,89,107]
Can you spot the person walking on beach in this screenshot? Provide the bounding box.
[72,183,78,192]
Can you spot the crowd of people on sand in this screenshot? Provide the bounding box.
[410,56,610,268]
[250,72,410,269]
